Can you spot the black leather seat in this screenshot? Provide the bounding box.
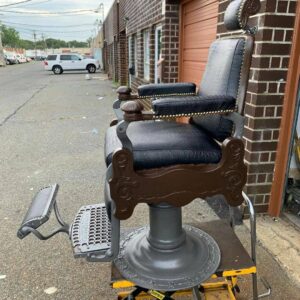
[105,121,222,170]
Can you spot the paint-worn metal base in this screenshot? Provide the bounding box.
[114,225,221,291]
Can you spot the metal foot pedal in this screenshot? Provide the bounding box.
[17,184,69,240]
[71,203,118,261]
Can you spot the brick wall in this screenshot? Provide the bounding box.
[103,1,119,81]
[218,0,297,212]
[162,1,180,84]
[118,31,128,85]
[123,0,180,91]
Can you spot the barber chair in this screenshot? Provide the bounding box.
[18,0,271,299]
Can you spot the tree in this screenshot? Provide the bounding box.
[0,25,89,50]
[86,37,92,47]
[1,25,20,47]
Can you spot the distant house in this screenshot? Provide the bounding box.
[101,0,300,217]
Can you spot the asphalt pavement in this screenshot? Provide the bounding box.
[0,62,299,299]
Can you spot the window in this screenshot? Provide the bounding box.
[128,36,133,71]
[134,35,138,77]
[60,55,71,60]
[155,25,162,83]
[143,29,150,81]
[46,55,57,61]
[71,54,81,60]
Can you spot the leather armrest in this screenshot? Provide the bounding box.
[152,95,236,117]
[138,82,196,98]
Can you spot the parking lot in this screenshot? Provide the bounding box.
[0,62,300,299]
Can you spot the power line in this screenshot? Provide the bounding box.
[17,0,52,7]
[3,23,93,34]
[0,0,33,8]
[8,26,92,34]
[2,20,94,28]
[0,9,96,15]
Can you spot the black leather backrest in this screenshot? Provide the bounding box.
[194,38,246,142]
[199,38,245,99]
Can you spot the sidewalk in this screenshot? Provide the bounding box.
[245,215,300,288]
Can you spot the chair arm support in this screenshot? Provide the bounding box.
[115,101,154,152]
[224,112,245,138]
[138,82,197,98]
[152,95,236,118]
[121,100,154,122]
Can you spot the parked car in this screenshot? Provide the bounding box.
[44,53,100,75]
[16,54,27,64]
[4,54,9,65]
[26,57,32,62]
[4,52,17,65]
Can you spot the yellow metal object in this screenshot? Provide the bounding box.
[117,289,196,300]
[148,290,165,300]
[112,280,136,289]
[211,266,256,278]
[113,266,256,299]
[202,280,236,300]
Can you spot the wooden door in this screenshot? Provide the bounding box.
[180,0,219,84]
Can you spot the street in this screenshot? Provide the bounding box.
[0,62,300,299]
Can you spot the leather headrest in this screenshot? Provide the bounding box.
[224,0,261,31]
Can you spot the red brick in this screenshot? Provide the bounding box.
[273,130,280,140]
[260,152,270,162]
[274,30,284,41]
[270,57,281,68]
[264,15,295,28]
[265,0,277,12]
[247,174,257,184]
[248,140,278,151]
[244,127,262,140]
[257,174,267,182]
[263,130,272,140]
[247,82,268,94]
[248,163,275,173]
[289,1,297,13]
[270,152,277,162]
[247,184,272,194]
[257,43,292,56]
[282,57,290,68]
[254,70,287,81]
[277,1,288,13]
[265,107,275,117]
[251,94,284,106]
[285,30,294,42]
[268,83,277,93]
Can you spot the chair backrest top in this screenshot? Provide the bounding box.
[224,0,261,32]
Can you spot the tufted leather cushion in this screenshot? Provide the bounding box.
[138,82,196,97]
[199,38,245,99]
[192,38,245,142]
[152,95,236,116]
[193,115,234,142]
[105,121,222,170]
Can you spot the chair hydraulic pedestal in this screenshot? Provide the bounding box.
[114,203,220,291]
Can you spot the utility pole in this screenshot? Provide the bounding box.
[41,33,46,51]
[0,20,5,67]
[33,30,37,60]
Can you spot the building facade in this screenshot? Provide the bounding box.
[101,0,299,216]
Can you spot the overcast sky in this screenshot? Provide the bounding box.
[0,0,113,41]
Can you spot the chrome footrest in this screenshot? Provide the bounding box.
[71,203,112,259]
